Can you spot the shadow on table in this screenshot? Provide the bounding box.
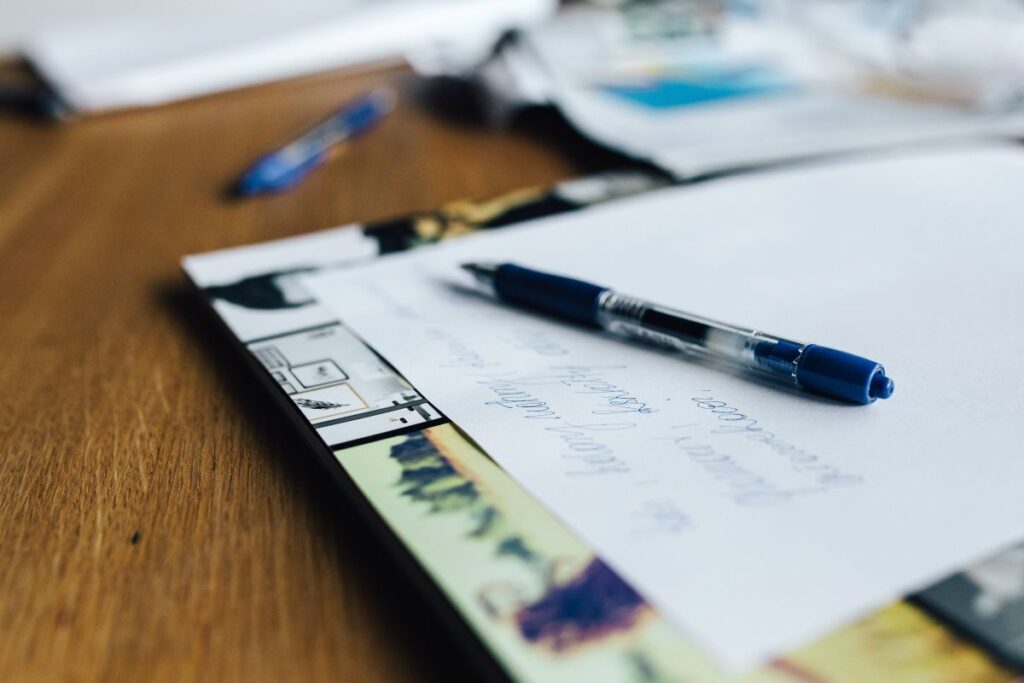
[160,282,489,683]
[412,73,670,179]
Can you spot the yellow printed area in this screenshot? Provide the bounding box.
[335,425,1015,682]
[780,602,1014,683]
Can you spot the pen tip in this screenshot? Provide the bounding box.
[461,261,496,273]
[232,173,266,198]
[461,262,499,285]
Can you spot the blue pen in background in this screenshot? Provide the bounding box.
[235,88,395,196]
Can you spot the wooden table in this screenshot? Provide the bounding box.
[0,63,591,680]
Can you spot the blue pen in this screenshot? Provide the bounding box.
[462,262,894,405]
[235,88,395,196]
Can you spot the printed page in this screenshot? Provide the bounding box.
[518,7,1024,178]
[301,145,1024,668]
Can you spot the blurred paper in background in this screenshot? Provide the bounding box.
[18,0,554,113]
[464,0,1024,178]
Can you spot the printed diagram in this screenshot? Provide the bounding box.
[286,382,365,421]
[253,346,288,370]
[291,359,348,388]
[383,392,438,427]
[295,398,349,410]
[250,334,365,421]
[247,323,443,443]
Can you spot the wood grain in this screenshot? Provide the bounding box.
[0,63,585,681]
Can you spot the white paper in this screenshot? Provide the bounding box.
[24,0,554,113]
[301,145,1024,668]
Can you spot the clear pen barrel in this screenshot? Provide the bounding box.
[595,292,805,384]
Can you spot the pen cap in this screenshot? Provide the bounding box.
[796,345,894,404]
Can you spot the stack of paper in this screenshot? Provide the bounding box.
[464,5,1024,178]
[299,145,1024,668]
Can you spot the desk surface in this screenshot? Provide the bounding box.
[0,63,583,680]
